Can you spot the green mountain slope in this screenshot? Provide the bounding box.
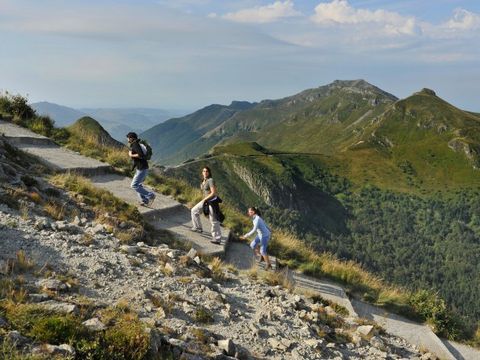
[213,79,398,154]
[335,88,480,192]
[68,116,125,149]
[166,142,480,328]
[142,80,397,165]
[141,101,256,164]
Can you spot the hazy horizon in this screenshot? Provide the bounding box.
[1,0,479,111]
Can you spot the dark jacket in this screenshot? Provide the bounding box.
[203,196,225,223]
[130,139,149,171]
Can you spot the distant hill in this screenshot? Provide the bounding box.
[31,102,86,127]
[68,116,124,149]
[79,107,174,140]
[141,101,257,164]
[31,102,177,141]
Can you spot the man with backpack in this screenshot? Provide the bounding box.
[126,132,155,206]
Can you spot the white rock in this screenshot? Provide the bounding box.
[120,245,138,254]
[39,300,79,315]
[187,248,198,259]
[36,278,67,291]
[82,318,106,331]
[357,325,375,337]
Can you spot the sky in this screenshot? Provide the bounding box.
[0,0,479,112]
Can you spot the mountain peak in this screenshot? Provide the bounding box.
[326,79,398,101]
[229,100,256,110]
[415,88,437,97]
[331,79,368,87]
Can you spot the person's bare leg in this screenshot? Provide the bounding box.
[263,254,271,269]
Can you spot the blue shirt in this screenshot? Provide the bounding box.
[245,215,271,239]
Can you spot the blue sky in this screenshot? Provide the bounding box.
[0,0,479,111]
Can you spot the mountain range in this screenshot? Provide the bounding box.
[148,80,480,326]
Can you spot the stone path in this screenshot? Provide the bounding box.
[442,340,480,360]
[351,299,455,360]
[0,120,55,144]
[224,241,277,271]
[0,120,230,256]
[290,272,357,317]
[4,120,480,359]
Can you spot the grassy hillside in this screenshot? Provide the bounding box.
[141,101,256,164]
[340,89,480,191]
[142,80,396,165]
[166,142,480,336]
[68,116,125,149]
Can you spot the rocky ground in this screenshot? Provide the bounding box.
[0,137,433,359]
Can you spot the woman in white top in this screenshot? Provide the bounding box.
[191,166,222,244]
[242,207,272,270]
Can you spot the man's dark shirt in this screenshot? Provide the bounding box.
[130,140,149,170]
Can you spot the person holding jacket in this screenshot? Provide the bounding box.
[126,132,155,206]
[241,207,272,270]
[191,166,222,244]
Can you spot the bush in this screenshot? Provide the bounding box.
[101,316,149,360]
[26,115,55,137]
[30,315,86,343]
[409,290,462,339]
[9,94,35,121]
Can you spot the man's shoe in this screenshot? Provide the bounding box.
[191,228,202,233]
[210,240,221,245]
[147,194,156,206]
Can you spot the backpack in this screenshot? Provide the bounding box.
[139,140,153,160]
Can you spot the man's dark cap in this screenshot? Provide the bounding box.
[126,132,138,139]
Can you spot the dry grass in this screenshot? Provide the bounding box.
[81,233,94,246]
[178,276,193,284]
[26,191,42,204]
[43,200,66,220]
[50,173,146,244]
[15,250,35,272]
[261,268,294,291]
[114,230,136,244]
[208,257,226,282]
[271,230,410,306]
[65,133,130,173]
[3,251,36,275]
[245,264,258,280]
[0,277,28,303]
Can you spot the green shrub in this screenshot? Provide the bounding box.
[0,337,45,360]
[193,307,214,324]
[26,116,55,137]
[30,315,86,343]
[102,317,149,360]
[409,290,462,339]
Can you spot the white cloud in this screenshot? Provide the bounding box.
[223,0,301,24]
[311,0,420,36]
[444,8,480,31]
